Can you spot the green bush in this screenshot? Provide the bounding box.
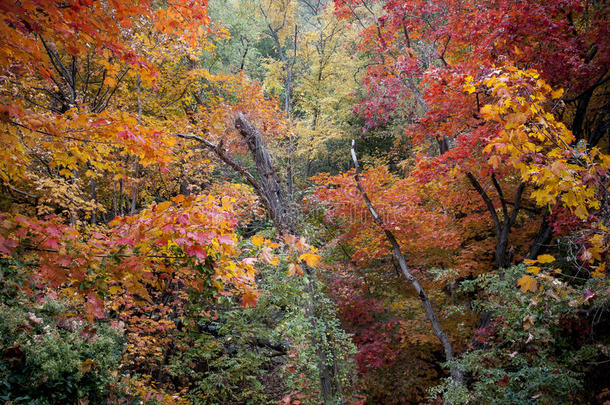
[0,299,128,404]
[0,260,128,404]
[431,265,606,405]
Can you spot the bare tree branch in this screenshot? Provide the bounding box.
[173,132,278,230]
[466,172,501,237]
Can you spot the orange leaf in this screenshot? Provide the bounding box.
[287,263,303,277]
[299,252,321,267]
[251,235,264,247]
[517,275,538,293]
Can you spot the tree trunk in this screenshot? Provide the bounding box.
[90,176,97,225]
[112,180,118,219]
[351,140,465,385]
[234,112,295,234]
[466,172,524,270]
[119,179,124,216]
[234,114,342,400]
[526,211,554,260]
[130,159,139,215]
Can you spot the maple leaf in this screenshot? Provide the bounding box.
[536,254,555,263]
[284,234,298,245]
[299,252,321,267]
[108,285,122,295]
[84,293,105,322]
[498,375,509,386]
[187,244,206,259]
[251,235,264,247]
[218,235,235,245]
[295,237,309,253]
[526,266,541,275]
[517,275,538,293]
[241,290,258,307]
[287,263,303,277]
[260,246,279,265]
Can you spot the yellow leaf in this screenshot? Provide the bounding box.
[591,262,606,279]
[80,359,95,374]
[260,246,279,265]
[590,234,604,248]
[517,275,538,292]
[523,259,538,265]
[551,88,564,99]
[526,266,541,275]
[550,161,564,177]
[108,286,121,294]
[591,270,605,278]
[574,205,588,220]
[59,168,73,178]
[251,235,264,247]
[464,83,476,94]
[156,201,172,212]
[299,252,321,267]
[536,254,555,264]
[480,104,497,120]
[105,77,117,88]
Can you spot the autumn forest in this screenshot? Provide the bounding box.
[0,0,608,404]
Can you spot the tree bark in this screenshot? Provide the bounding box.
[234,112,295,234]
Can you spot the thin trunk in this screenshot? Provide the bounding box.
[119,179,124,217]
[588,118,609,147]
[437,135,450,155]
[130,159,139,215]
[351,140,464,385]
[466,172,524,269]
[90,176,97,225]
[69,168,79,226]
[180,178,190,196]
[287,132,294,203]
[239,41,249,71]
[130,77,142,215]
[572,86,593,141]
[303,267,337,403]
[526,210,554,259]
[112,180,118,219]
